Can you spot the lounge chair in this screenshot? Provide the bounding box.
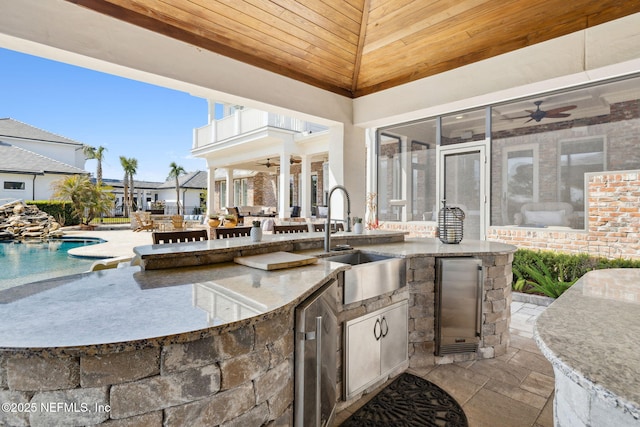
[133,212,155,232]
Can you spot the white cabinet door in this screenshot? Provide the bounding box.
[380,301,408,375]
[344,300,408,399]
[345,313,380,395]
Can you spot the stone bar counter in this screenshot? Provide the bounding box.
[0,231,516,426]
[535,269,640,427]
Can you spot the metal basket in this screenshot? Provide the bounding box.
[438,201,465,244]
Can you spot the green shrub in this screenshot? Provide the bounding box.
[27,200,79,226]
[515,253,577,298]
[513,248,640,297]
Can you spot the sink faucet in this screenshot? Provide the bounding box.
[325,185,351,252]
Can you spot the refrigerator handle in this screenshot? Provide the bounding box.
[315,316,322,427]
[476,265,483,337]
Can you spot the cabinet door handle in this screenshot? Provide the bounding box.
[374,318,381,340]
[381,316,389,338]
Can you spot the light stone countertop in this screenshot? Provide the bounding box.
[133,231,515,268]
[0,233,515,356]
[534,268,640,418]
[0,260,346,356]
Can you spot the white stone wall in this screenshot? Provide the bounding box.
[554,366,640,427]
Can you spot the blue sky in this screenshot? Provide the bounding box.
[0,48,208,183]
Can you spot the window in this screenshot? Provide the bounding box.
[311,174,318,209]
[376,119,437,222]
[233,178,248,206]
[219,181,226,209]
[4,181,25,190]
[559,137,605,227]
[502,145,539,225]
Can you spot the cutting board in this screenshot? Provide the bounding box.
[234,251,318,271]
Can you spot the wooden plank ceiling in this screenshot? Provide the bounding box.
[68,0,640,98]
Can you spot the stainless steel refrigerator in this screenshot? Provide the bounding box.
[436,257,483,355]
[294,278,338,427]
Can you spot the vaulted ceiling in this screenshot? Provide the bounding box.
[68,0,640,98]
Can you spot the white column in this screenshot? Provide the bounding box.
[225,168,234,209]
[300,154,311,218]
[206,166,216,216]
[327,124,366,222]
[278,151,290,218]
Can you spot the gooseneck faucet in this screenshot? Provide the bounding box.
[324,185,351,252]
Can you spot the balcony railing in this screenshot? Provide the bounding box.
[193,108,326,149]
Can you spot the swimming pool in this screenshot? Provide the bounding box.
[0,238,104,291]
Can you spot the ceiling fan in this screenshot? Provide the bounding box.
[257,158,279,168]
[507,101,577,123]
[290,156,302,165]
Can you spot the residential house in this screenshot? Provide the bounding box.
[157,170,207,215]
[193,102,329,217]
[100,171,207,216]
[0,118,88,201]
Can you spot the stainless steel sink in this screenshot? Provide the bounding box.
[324,252,406,304]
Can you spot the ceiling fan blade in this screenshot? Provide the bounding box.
[545,113,572,119]
[544,105,577,115]
[504,113,533,120]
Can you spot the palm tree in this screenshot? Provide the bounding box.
[127,157,138,211]
[83,145,107,186]
[119,156,138,217]
[168,162,186,214]
[52,174,114,226]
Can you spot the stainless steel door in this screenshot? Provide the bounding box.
[380,301,408,375]
[437,258,483,355]
[294,279,337,427]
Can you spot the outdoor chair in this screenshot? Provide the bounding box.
[214,226,252,239]
[312,223,344,232]
[273,224,309,234]
[133,212,155,232]
[152,230,208,245]
[171,214,185,231]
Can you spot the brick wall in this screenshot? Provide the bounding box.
[489,171,640,259]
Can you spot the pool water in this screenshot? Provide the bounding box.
[0,239,103,290]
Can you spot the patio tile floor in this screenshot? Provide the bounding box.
[334,302,554,427]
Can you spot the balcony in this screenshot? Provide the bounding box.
[193,108,326,150]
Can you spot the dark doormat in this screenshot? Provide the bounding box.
[340,373,468,427]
